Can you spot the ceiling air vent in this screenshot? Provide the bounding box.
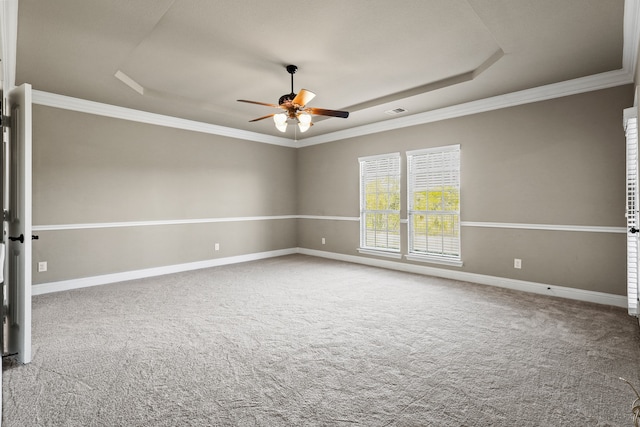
[385,107,408,116]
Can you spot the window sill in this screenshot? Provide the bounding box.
[357,248,403,259]
[405,253,463,267]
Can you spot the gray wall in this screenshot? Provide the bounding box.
[297,85,634,295]
[32,85,634,296]
[32,105,298,283]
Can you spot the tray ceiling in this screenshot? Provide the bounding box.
[15,0,628,140]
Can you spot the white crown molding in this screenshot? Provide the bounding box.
[299,69,634,147]
[21,0,640,148]
[299,248,627,308]
[31,90,296,148]
[31,68,634,149]
[300,0,640,146]
[624,0,640,75]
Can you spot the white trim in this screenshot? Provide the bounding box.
[624,0,640,76]
[297,215,359,222]
[21,84,33,364]
[299,248,627,308]
[624,110,639,316]
[31,69,634,149]
[32,217,626,233]
[357,248,403,259]
[406,144,460,156]
[30,69,633,149]
[31,90,296,148]
[461,221,626,234]
[32,247,627,307]
[0,0,18,92]
[114,70,144,95]
[405,253,463,267]
[32,248,297,295]
[299,70,633,147]
[12,0,639,150]
[625,106,638,126]
[358,152,401,162]
[33,215,297,231]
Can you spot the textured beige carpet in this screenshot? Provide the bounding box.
[3,254,640,426]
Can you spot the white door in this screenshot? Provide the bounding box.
[4,83,33,364]
[625,107,639,317]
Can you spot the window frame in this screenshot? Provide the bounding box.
[625,107,639,316]
[406,145,462,267]
[358,152,402,259]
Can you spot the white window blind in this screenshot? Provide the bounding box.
[407,145,460,264]
[359,153,401,253]
[625,107,639,317]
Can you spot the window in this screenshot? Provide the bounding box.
[407,145,461,266]
[625,107,638,316]
[359,153,401,257]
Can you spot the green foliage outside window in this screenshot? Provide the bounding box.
[363,177,401,249]
[412,187,459,236]
[364,177,400,211]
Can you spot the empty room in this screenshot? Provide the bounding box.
[1,0,640,425]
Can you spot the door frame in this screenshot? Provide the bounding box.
[5,84,33,364]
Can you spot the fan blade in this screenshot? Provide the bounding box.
[292,89,316,107]
[306,107,349,118]
[249,113,276,122]
[237,99,281,108]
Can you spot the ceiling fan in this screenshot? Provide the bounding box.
[237,65,349,133]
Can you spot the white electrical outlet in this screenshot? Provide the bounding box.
[514,258,522,269]
[215,243,220,251]
[38,261,47,272]
[322,238,326,245]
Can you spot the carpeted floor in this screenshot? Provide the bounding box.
[3,254,640,426]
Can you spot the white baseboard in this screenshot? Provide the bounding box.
[32,248,297,295]
[33,247,627,309]
[298,248,627,308]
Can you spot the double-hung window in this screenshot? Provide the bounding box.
[358,153,401,257]
[407,145,461,266]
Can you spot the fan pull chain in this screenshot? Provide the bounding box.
[620,377,640,426]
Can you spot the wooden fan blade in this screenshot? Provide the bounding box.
[249,113,276,122]
[306,107,349,118]
[237,99,281,108]
[292,89,316,107]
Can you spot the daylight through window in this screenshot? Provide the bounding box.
[407,145,461,264]
[359,153,401,254]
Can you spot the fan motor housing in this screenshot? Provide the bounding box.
[278,93,296,106]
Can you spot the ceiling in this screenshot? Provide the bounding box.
[13,0,632,140]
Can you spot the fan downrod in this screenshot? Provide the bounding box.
[280,64,299,105]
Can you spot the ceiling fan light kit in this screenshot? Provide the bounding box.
[273,113,288,132]
[238,64,349,135]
